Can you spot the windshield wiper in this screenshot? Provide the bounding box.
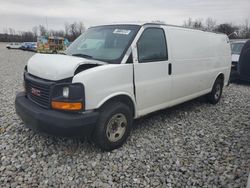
[72,53,93,59]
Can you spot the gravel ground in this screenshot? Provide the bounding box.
[0,42,249,187]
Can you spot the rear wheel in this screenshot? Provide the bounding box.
[207,78,223,104]
[93,102,133,151]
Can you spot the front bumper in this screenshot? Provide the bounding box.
[15,92,99,137]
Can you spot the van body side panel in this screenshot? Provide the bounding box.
[167,27,231,103]
[167,27,213,101]
[72,64,136,113]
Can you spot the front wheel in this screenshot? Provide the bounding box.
[93,102,133,151]
[207,78,223,104]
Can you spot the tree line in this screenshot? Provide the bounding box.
[0,21,85,42]
[182,18,250,39]
[1,18,249,43]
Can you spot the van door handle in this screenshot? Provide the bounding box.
[168,63,172,75]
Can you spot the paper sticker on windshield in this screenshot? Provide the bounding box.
[113,29,131,35]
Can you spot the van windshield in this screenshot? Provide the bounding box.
[66,25,140,64]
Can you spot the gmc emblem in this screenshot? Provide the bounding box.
[31,88,41,96]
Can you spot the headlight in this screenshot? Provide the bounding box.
[51,83,84,111]
[62,87,69,98]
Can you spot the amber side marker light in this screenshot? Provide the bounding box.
[51,101,83,111]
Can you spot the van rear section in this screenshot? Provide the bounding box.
[164,26,231,105]
[15,23,231,151]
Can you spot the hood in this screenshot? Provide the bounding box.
[27,54,105,81]
[231,54,240,62]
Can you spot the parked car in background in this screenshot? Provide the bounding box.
[26,42,37,52]
[20,42,28,50]
[230,39,247,79]
[6,43,22,49]
[237,40,250,82]
[15,23,231,151]
[230,39,250,81]
[20,42,37,52]
[37,36,69,54]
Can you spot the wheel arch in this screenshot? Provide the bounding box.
[97,93,137,118]
[215,72,225,84]
[209,72,225,93]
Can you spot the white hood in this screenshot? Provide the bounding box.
[231,54,240,62]
[27,54,105,81]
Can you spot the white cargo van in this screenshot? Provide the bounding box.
[15,23,231,150]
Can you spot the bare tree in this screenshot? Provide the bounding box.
[69,22,78,39]
[64,22,70,36]
[193,19,203,29]
[241,19,250,38]
[39,25,47,36]
[182,17,250,39]
[49,30,65,37]
[183,18,193,28]
[183,18,203,29]
[205,18,216,31]
[215,23,239,38]
[65,22,85,41]
[20,31,36,42]
[8,28,16,35]
[78,21,85,34]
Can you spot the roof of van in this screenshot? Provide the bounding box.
[93,22,226,35]
[97,21,184,27]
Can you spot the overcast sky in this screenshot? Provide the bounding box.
[0,0,249,33]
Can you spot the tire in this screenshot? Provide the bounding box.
[207,78,223,104]
[93,102,133,151]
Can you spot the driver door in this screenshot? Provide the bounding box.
[133,27,172,116]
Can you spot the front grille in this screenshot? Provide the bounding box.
[25,73,54,108]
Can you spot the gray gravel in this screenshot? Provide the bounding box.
[0,42,249,187]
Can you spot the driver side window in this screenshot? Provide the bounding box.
[137,28,168,63]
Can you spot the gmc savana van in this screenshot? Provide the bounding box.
[15,23,231,151]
